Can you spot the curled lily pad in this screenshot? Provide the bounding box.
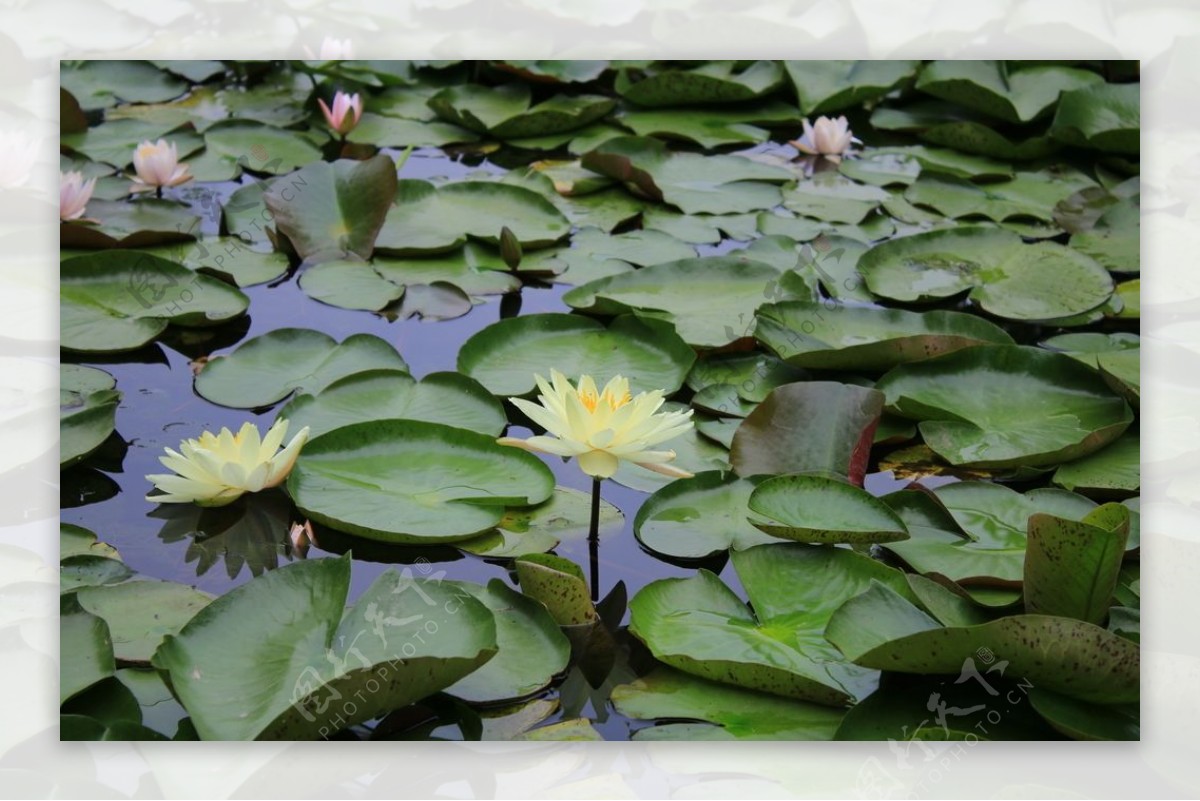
[915,61,1102,123]
[634,471,777,560]
[288,420,555,543]
[61,365,120,467]
[877,346,1133,468]
[860,227,1113,322]
[1049,82,1139,154]
[151,556,498,740]
[747,474,909,545]
[871,101,1061,160]
[1024,503,1130,624]
[195,328,408,409]
[457,313,695,397]
[278,369,505,439]
[61,251,249,353]
[428,83,615,139]
[1051,432,1139,496]
[616,61,784,107]
[515,553,596,626]
[755,302,1013,371]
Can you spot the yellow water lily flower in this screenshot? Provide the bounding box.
[498,370,695,480]
[146,419,310,507]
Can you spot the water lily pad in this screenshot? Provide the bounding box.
[871,101,1061,160]
[531,228,695,286]
[61,119,202,168]
[1028,688,1139,741]
[61,251,249,353]
[915,61,1102,123]
[617,102,801,148]
[877,346,1133,468]
[1052,432,1139,496]
[687,352,806,402]
[826,581,1138,704]
[783,173,890,224]
[377,180,571,255]
[905,169,1095,222]
[613,667,844,740]
[347,113,479,147]
[784,60,919,114]
[494,60,610,83]
[581,136,794,215]
[62,199,201,249]
[444,579,570,704]
[61,594,115,703]
[1024,503,1130,624]
[264,155,397,264]
[514,553,596,626]
[61,523,120,561]
[374,245,529,297]
[151,555,498,739]
[860,227,1114,322]
[76,580,213,663]
[460,487,623,558]
[278,369,504,439]
[60,365,120,467]
[1049,82,1139,154]
[748,474,909,544]
[629,543,916,705]
[616,61,785,107]
[854,145,1013,182]
[61,61,188,111]
[203,121,323,175]
[1070,198,1139,273]
[62,555,135,592]
[641,208,760,243]
[142,238,290,287]
[755,302,1013,371]
[457,313,694,397]
[288,420,555,543]
[634,471,777,560]
[195,328,408,409]
[730,381,884,485]
[429,83,615,139]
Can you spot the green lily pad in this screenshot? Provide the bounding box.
[1024,503,1130,624]
[755,302,1013,371]
[264,155,398,264]
[514,553,597,626]
[203,121,323,175]
[1052,431,1139,496]
[61,523,121,561]
[141,238,290,287]
[877,346,1133,468]
[459,487,624,558]
[76,580,213,663]
[687,352,806,402]
[457,313,695,397]
[581,136,794,215]
[854,145,1014,182]
[826,581,1138,704]
[871,101,1061,160]
[61,594,115,703]
[784,60,919,114]
[151,555,498,740]
[222,181,276,245]
[61,61,188,111]
[377,179,571,255]
[429,83,615,139]
[616,61,785,107]
[61,675,143,730]
[634,471,777,560]
[278,369,505,439]
[783,173,890,224]
[629,543,917,705]
[747,474,909,544]
[106,85,233,133]
[61,555,136,592]
[61,119,202,168]
[493,60,610,83]
[444,579,570,704]
[61,198,201,249]
[860,227,1113,322]
[1028,688,1139,741]
[1070,198,1139,273]
[1113,279,1139,320]
[60,365,120,467]
[288,420,555,543]
[905,169,1095,223]
[61,251,249,353]
[617,102,801,148]
[530,228,695,286]
[836,151,921,187]
[195,328,408,409]
[730,381,884,485]
[1049,82,1139,154]
[347,113,479,147]
[613,667,844,740]
[915,61,1102,123]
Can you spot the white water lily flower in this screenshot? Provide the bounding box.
[130,139,192,192]
[60,170,96,220]
[791,115,859,159]
[498,369,695,480]
[318,90,363,136]
[146,419,310,507]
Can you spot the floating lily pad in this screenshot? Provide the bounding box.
[444,579,570,704]
[60,365,120,467]
[493,60,610,84]
[871,101,1061,160]
[264,155,397,264]
[634,471,777,560]
[783,173,890,224]
[784,60,919,114]
[826,581,1138,704]
[457,313,695,397]
[855,145,1013,182]
[1052,432,1140,496]
[687,352,807,402]
[613,667,844,740]
[531,228,695,286]
[755,302,1013,371]
[203,121,323,175]
[915,61,1102,123]
[617,102,801,148]
[62,555,135,592]
[288,420,554,543]
[152,556,498,739]
[1070,198,1139,273]
[195,328,408,409]
[581,136,794,215]
[141,238,290,287]
[347,113,479,148]
[61,251,249,353]
[1049,82,1139,154]
[61,118,202,168]
[877,346,1133,468]
[61,199,201,249]
[730,382,884,485]
[1028,688,1139,741]
[278,369,505,439]
[747,474,909,544]
[61,61,188,111]
[1024,503,1130,624]
[905,169,1095,222]
[641,208,760,243]
[377,179,571,255]
[76,580,213,663]
[616,61,785,107]
[61,523,120,561]
[429,83,615,139]
[460,488,624,558]
[61,594,115,703]
[630,543,916,705]
[860,227,1114,322]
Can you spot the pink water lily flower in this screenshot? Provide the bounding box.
[130,139,193,193]
[318,90,363,136]
[791,115,859,160]
[60,170,97,220]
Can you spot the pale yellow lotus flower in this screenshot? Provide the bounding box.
[498,369,695,480]
[60,170,96,220]
[318,90,363,136]
[791,115,858,160]
[146,419,310,507]
[130,139,193,192]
